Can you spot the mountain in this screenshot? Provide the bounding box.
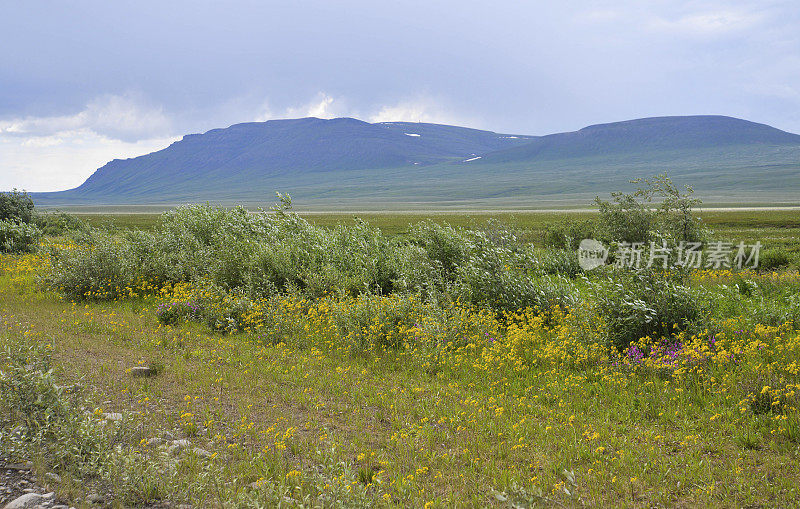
[465,116,800,165]
[31,115,800,208]
[37,117,532,202]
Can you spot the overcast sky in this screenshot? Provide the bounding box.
[2,0,799,191]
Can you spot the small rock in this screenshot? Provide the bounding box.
[42,493,55,500]
[5,462,33,471]
[44,472,61,483]
[102,412,122,422]
[145,437,164,447]
[129,366,154,377]
[22,487,35,493]
[85,493,104,504]
[2,493,44,509]
[191,447,212,458]
[168,439,192,455]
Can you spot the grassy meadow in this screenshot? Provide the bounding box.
[2,194,800,507]
[75,208,800,249]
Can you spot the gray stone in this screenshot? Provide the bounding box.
[190,447,212,458]
[2,493,44,509]
[168,439,192,455]
[5,462,33,471]
[145,437,164,447]
[85,493,104,504]
[44,472,61,483]
[102,412,122,422]
[129,366,154,377]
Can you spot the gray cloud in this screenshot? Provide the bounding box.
[1,0,799,190]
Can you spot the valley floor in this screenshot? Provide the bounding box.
[1,253,800,507]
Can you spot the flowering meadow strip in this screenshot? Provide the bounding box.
[3,246,800,506]
[157,278,800,444]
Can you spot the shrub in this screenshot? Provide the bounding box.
[595,192,653,244]
[45,232,137,300]
[595,270,706,351]
[156,301,202,325]
[190,284,256,333]
[594,174,706,246]
[320,220,395,295]
[531,247,583,277]
[405,221,474,282]
[0,342,108,475]
[34,211,86,236]
[0,219,41,253]
[246,242,308,297]
[0,189,35,224]
[478,218,525,247]
[759,248,792,270]
[329,294,420,351]
[544,219,596,250]
[454,239,577,314]
[457,267,576,315]
[390,243,445,296]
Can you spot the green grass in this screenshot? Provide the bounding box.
[2,209,800,507]
[2,266,800,507]
[75,209,800,251]
[75,213,162,230]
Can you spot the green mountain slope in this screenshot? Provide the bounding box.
[31,115,800,208]
[469,115,800,164]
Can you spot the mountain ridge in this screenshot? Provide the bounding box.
[31,115,800,207]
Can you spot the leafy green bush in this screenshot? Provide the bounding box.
[531,247,583,277]
[0,219,41,253]
[759,248,792,270]
[34,211,86,236]
[390,243,445,296]
[245,242,307,296]
[595,192,653,244]
[45,232,137,300]
[544,219,596,250]
[329,294,418,351]
[194,285,256,333]
[156,301,202,325]
[0,189,35,224]
[0,342,108,475]
[457,265,576,315]
[405,220,473,282]
[594,174,706,246]
[595,270,705,351]
[452,237,577,314]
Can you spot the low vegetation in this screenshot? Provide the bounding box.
[2,180,799,507]
[1,190,87,254]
